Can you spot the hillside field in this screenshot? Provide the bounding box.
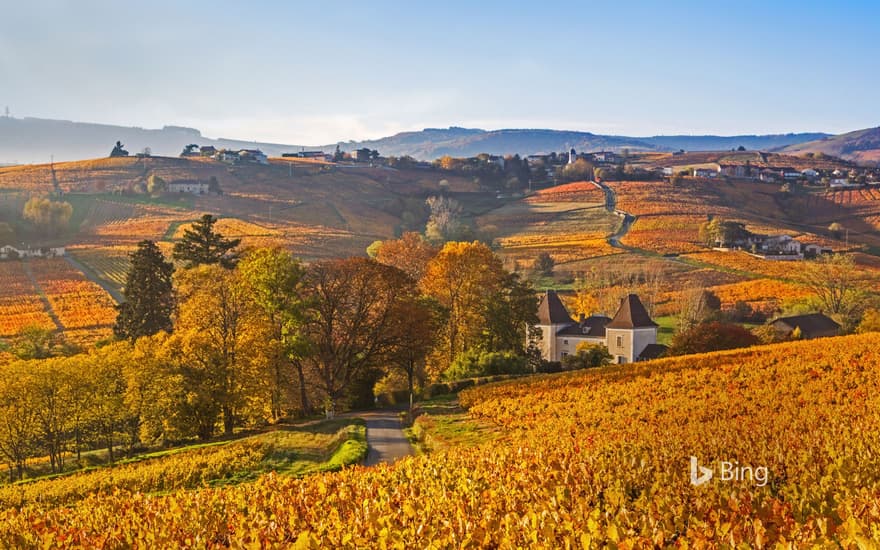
[4,333,880,546]
[5,156,880,347]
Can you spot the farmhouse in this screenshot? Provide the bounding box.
[168,180,211,194]
[769,313,840,340]
[238,149,269,165]
[0,245,65,260]
[694,167,719,178]
[533,291,665,364]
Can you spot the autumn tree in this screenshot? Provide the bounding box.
[373,231,439,281]
[114,240,175,342]
[424,196,464,243]
[9,324,64,360]
[173,214,241,269]
[172,265,264,438]
[238,247,311,419]
[803,254,866,323]
[301,258,415,414]
[677,288,722,331]
[146,174,167,194]
[22,196,73,235]
[0,367,39,480]
[533,252,555,277]
[421,241,525,378]
[385,295,441,411]
[668,321,758,356]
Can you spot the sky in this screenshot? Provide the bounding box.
[2,0,879,145]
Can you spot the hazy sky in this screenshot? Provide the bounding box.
[2,0,879,144]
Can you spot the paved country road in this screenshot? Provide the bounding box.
[359,410,413,466]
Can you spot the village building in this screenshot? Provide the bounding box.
[693,167,719,178]
[168,180,211,194]
[0,245,65,260]
[533,291,665,364]
[238,149,269,164]
[769,313,840,340]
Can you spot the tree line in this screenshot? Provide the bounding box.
[0,217,538,479]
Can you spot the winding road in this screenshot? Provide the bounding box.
[590,179,636,249]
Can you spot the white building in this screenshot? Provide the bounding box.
[168,180,211,194]
[0,245,65,260]
[533,291,665,364]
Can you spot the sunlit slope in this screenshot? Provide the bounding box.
[4,333,880,546]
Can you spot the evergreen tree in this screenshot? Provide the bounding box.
[114,240,175,341]
[172,214,241,269]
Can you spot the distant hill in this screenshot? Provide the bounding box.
[0,115,831,164]
[781,126,880,164]
[0,116,306,164]
[327,127,829,160]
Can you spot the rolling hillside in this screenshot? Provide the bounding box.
[781,126,880,164]
[6,332,880,546]
[0,116,829,164]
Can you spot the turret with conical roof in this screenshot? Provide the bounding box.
[605,294,660,363]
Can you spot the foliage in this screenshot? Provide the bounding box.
[237,248,309,419]
[443,350,528,381]
[146,174,167,194]
[301,258,417,413]
[856,308,880,333]
[424,195,464,243]
[172,214,241,269]
[8,335,880,545]
[668,320,758,355]
[561,342,612,370]
[698,217,751,247]
[22,196,73,235]
[113,240,175,342]
[374,231,438,281]
[676,288,721,331]
[533,251,554,276]
[802,253,867,323]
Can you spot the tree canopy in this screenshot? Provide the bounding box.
[172,214,241,269]
[114,240,176,342]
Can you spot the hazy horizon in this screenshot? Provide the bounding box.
[2,0,879,144]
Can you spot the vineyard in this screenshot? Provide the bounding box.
[0,419,366,509]
[3,334,880,546]
[29,259,117,332]
[0,262,55,337]
[481,192,622,271]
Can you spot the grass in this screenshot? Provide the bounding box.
[654,315,678,346]
[404,394,500,454]
[7,417,367,488]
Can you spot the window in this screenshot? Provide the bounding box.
[616,335,623,348]
[563,339,569,345]
[561,352,568,358]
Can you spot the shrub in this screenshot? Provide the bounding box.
[561,343,612,370]
[443,350,528,381]
[668,321,759,355]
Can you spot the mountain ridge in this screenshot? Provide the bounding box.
[0,115,834,164]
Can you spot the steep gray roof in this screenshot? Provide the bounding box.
[556,315,611,337]
[770,313,840,339]
[537,290,574,325]
[606,294,658,329]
